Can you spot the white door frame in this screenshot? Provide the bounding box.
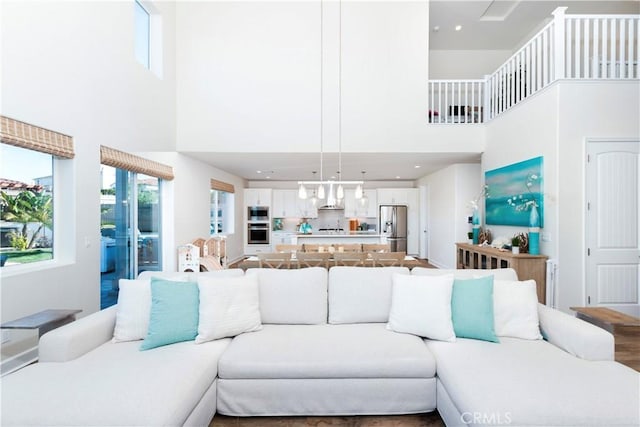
[585,138,640,315]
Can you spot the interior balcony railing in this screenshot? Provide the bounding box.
[428,7,639,125]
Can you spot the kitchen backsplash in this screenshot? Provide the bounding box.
[273,211,376,232]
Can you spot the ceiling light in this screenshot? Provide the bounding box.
[396,176,401,179]
[455,25,462,31]
[433,26,440,32]
[256,170,262,174]
[414,165,421,169]
[298,182,307,199]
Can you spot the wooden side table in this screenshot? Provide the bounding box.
[570,306,640,371]
[1,309,82,338]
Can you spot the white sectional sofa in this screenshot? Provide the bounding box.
[1,267,639,427]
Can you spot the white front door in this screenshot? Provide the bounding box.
[586,140,640,314]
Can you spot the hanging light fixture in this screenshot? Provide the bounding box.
[298,182,307,199]
[297,0,361,202]
[358,171,369,208]
[309,171,319,206]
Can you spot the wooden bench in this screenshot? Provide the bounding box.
[571,306,640,371]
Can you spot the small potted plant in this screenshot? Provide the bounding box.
[467,232,473,244]
[511,236,521,254]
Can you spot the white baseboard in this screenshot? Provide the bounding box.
[1,346,38,377]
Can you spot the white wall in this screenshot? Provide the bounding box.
[483,81,640,313]
[140,153,247,266]
[429,50,511,80]
[483,85,560,258]
[418,163,481,268]
[556,81,640,313]
[175,1,485,155]
[1,0,176,361]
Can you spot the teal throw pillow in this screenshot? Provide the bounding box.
[140,278,199,351]
[451,276,499,343]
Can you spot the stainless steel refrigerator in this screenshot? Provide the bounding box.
[379,205,408,252]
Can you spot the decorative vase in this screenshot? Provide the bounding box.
[528,205,540,255]
[512,246,520,254]
[471,208,480,244]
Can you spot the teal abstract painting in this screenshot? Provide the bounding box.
[485,156,544,227]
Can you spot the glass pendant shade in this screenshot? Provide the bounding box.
[359,192,369,208]
[310,193,318,206]
[298,183,308,199]
[355,184,363,199]
[336,184,344,200]
[317,184,325,199]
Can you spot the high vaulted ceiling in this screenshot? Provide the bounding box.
[430,0,639,50]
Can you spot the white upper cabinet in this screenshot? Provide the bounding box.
[272,190,297,218]
[296,196,318,218]
[244,188,272,207]
[343,188,377,218]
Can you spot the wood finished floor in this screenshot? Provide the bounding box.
[210,413,444,427]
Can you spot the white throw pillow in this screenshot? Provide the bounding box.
[196,275,262,343]
[493,279,542,340]
[387,274,456,342]
[113,279,152,342]
[113,276,189,342]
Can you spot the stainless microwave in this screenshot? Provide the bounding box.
[247,206,269,221]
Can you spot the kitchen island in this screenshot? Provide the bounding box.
[291,232,385,245]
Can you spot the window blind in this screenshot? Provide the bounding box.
[210,179,234,193]
[100,145,174,181]
[0,115,75,159]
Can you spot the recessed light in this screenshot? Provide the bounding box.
[396,176,401,179]
[256,170,262,174]
[414,165,421,169]
[455,25,462,31]
[433,26,440,32]
[265,176,271,179]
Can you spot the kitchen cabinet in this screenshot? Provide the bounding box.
[296,197,318,218]
[377,188,419,255]
[272,190,297,218]
[344,189,377,218]
[272,190,317,218]
[244,189,272,207]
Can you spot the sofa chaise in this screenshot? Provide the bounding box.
[1,266,638,427]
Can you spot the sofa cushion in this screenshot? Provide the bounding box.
[451,276,499,343]
[411,267,519,281]
[196,274,262,343]
[387,274,456,342]
[245,267,328,324]
[218,323,436,379]
[425,337,640,426]
[140,278,200,350]
[328,267,410,324]
[1,338,231,427]
[494,279,542,340]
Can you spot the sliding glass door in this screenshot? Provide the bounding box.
[100,166,162,309]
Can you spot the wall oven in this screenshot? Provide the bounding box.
[247,222,270,245]
[247,206,269,221]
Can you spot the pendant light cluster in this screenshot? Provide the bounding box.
[297,0,366,207]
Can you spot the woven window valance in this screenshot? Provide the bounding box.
[100,146,174,181]
[210,179,234,193]
[0,115,75,159]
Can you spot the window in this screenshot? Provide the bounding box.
[210,179,235,236]
[134,0,150,69]
[210,190,234,235]
[0,144,54,267]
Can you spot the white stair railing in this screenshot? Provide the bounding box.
[427,80,485,124]
[428,7,639,124]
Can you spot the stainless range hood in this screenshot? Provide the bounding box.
[318,204,344,210]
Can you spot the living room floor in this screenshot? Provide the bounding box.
[211,413,444,426]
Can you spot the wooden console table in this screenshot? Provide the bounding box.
[570,307,640,371]
[1,309,82,338]
[456,243,548,303]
